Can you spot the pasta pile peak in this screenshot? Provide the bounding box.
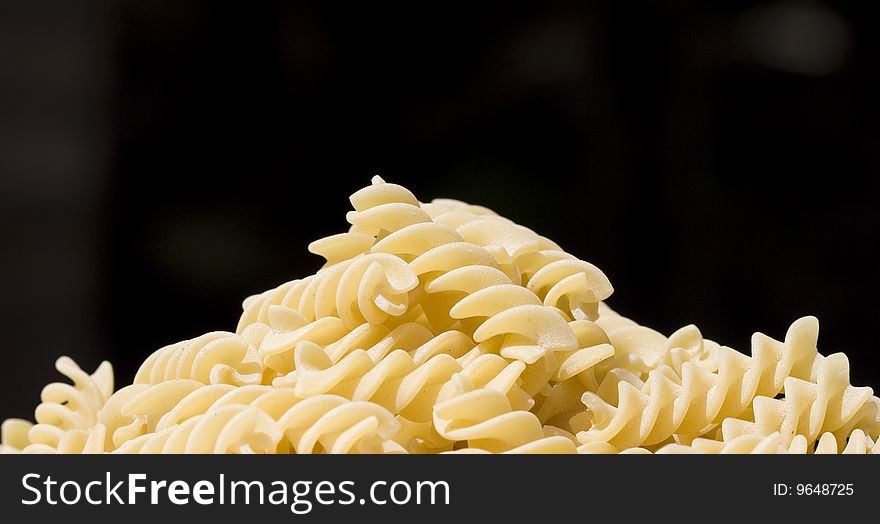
[2,176,879,454]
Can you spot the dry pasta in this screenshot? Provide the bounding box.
[2,176,878,454]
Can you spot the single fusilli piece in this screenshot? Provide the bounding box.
[14,357,113,454]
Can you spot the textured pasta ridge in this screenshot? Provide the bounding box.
[593,303,721,379]
[656,428,878,455]
[575,316,879,451]
[715,354,880,450]
[2,176,878,454]
[3,358,113,454]
[135,331,263,387]
[112,392,402,455]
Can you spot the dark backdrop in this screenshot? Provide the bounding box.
[2,1,878,420]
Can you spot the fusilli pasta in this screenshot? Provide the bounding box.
[2,176,877,454]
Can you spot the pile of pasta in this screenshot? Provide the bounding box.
[2,177,879,454]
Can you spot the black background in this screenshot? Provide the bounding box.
[1,1,878,420]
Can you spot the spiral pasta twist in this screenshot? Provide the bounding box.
[114,404,283,454]
[517,249,613,322]
[715,352,880,450]
[238,255,419,335]
[432,387,576,454]
[594,303,720,379]
[278,396,403,454]
[422,348,579,454]
[258,307,438,375]
[110,383,402,454]
[437,265,615,416]
[309,175,425,266]
[531,319,615,429]
[238,176,424,331]
[272,334,476,452]
[4,176,879,455]
[134,332,263,387]
[276,341,461,425]
[443,274,578,365]
[272,327,571,452]
[422,196,613,320]
[575,316,879,451]
[657,428,878,455]
[15,358,113,454]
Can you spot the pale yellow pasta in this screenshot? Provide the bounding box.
[88,382,403,454]
[92,380,205,450]
[716,353,880,449]
[307,175,423,268]
[113,404,283,454]
[656,429,877,455]
[594,303,720,379]
[134,331,263,387]
[11,358,113,454]
[576,317,880,452]
[191,397,390,454]
[433,388,572,453]
[2,177,878,454]
[0,419,33,454]
[278,341,461,425]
